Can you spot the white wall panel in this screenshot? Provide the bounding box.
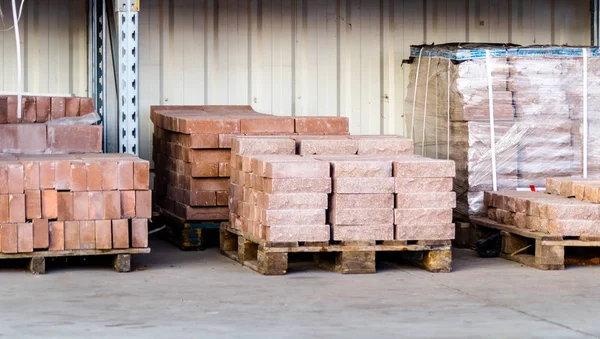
[0,0,87,96]
[0,1,591,161]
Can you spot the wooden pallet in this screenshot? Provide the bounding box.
[156,209,222,250]
[220,223,452,275]
[471,217,600,270]
[0,248,151,274]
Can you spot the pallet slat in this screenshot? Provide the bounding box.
[220,223,452,275]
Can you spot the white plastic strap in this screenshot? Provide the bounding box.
[421,57,432,156]
[410,47,424,139]
[485,50,498,191]
[435,60,439,159]
[447,60,451,160]
[583,48,589,178]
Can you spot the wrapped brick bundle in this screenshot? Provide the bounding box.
[405,44,598,218]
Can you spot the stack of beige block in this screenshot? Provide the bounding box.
[0,153,151,253]
[230,135,457,243]
[151,106,348,221]
[484,190,600,237]
[394,156,456,240]
[230,136,331,241]
[326,158,394,241]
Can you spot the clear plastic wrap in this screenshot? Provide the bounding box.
[405,44,596,218]
[45,112,101,126]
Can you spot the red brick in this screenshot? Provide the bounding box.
[233,136,296,156]
[23,161,40,191]
[79,220,95,249]
[6,96,19,123]
[40,161,56,189]
[89,191,104,220]
[16,124,47,153]
[263,178,332,194]
[352,136,414,155]
[101,161,118,190]
[330,193,394,209]
[218,162,230,177]
[71,162,87,191]
[218,134,235,148]
[131,218,148,248]
[95,220,112,249]
[79,97,95,115]
[394,208,453,225]
[47,125,103,153]
[7,164,24,194]
[25,190,42,220]
[216,191,228,206]
[49,221,65,251]
[240,117,295,133]
[183,133,220,148]
[136,190,152,218]
[0,166,7,194]
[17,223,34,253]
[86,161,103,191]
[260,209,326,225]
[118,160,134,190]
[0,195,8,222]
[0,97,7,123]
[9,194,26,223]
[50,97,66,119]
[1,224,18,253]
[393,157,455,178]
[65,97,80,117]
[57,192,74,221]
[64,220,80,250]
[36,97,51,122]
[294,117,349,134]
[394,177,454,193]
[103,191,121,219]
[112,219,129,249]
[180,116,241,134]
[73,192,90,220]
[395,192,456,209]
[22,97,37,123]
[133,160,149,190]
[33,219,49,249]
[260,158,330,179]
[120,191,136,218]
[55,160,72,190]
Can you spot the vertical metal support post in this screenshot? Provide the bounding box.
[89,0,107,151]
[593,0,600,46]
[115,0,139,155]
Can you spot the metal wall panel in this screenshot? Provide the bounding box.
[0,0,88,96]
[137,0,590,161]
[0,1,591,161]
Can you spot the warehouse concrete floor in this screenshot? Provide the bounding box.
[0,238,599,338]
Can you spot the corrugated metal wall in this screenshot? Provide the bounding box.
[0,1,592,161]
[0,0,88,95]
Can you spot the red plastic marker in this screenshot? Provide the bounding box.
[529,185,536,192]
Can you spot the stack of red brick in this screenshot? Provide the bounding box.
[0,153,151,253]
[0,95,102,154]
[150,106,348,221]
[230,135,456,242]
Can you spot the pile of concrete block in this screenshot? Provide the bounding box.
[394,156,456,240]
[0,95,102,154]
[484,189,600,236]
[230,135,456,243]
[0,153,151,253]
[151,106,348,221]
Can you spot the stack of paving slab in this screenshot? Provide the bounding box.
[150,106,348,222]
[484,188,600,237]
[0,95,102,154]
[0,153,151,253]
[229,135,457,243]
[405,44,600,218]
